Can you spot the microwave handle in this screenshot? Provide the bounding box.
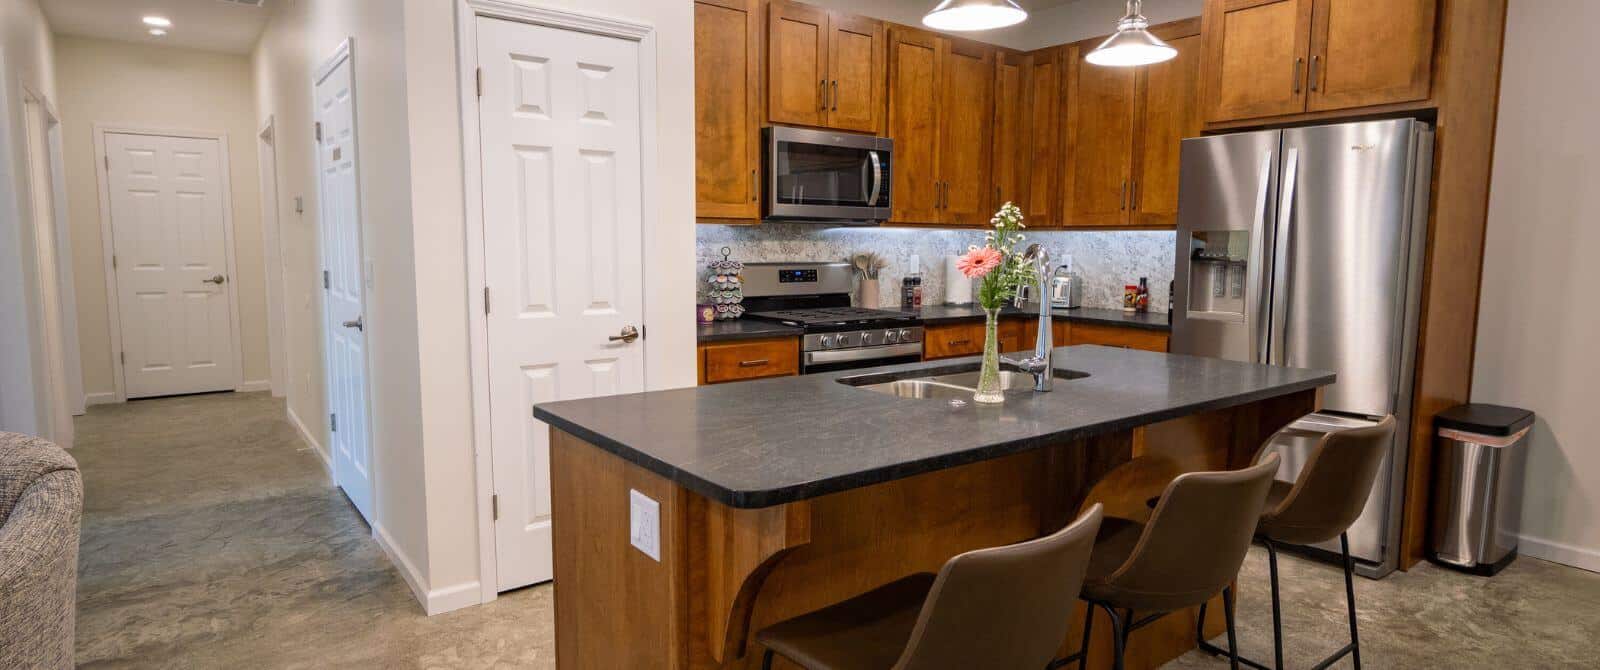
[868,150,883,206]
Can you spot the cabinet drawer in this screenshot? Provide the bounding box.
[923,322,985,360]
[700,337,800,384]
[1069,323,1169,352]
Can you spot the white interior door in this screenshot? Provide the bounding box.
[476,16,647,591]
[104,132,238,399]
[315,46,374,524]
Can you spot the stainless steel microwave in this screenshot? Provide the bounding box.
[764,126,892,224]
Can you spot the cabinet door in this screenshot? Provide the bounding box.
[694,0,761,220]
[1201,0,1314,122]
[1069,323,1169,352]
[767,0,828,127]
[991,51,1027,210]
[923,322,985,360]
[1130,22,1202,227]
[887,27,943,224]
[826,12,884,133]
[1306,0,1436,112]
[1023,46,1063,228]
[1062,44,1136,227]
[938,38,995,226]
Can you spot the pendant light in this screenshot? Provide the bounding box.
[922,0,1028,32]
[1085,0,1176,67]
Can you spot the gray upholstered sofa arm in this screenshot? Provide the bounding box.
[0,434,82,670]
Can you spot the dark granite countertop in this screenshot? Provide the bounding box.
[534,346,1332,509]
[697,320,803,343]
[911,304,1172,331]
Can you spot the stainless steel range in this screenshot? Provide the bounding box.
[741,262,923,374]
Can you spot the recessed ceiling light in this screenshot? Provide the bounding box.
[142,16,171,27]
[149,28,167,36]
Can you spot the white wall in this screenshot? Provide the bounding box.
[0,0,58,435]
[53,36,271,400]
[1472,0,1600,573]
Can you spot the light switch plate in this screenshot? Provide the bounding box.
[629,489,661,561]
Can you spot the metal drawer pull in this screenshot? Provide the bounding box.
[948,339,971,346]
[738,359,770,367]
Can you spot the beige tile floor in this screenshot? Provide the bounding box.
[71,391,1600,668]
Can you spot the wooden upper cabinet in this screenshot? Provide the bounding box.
[767,1,885,132]
[1062,42,1137,227]
[887,26,943,224]
[991,51,1027,213]
[1306,0,1436,112]
[1201,0,1314,123]
[1130,20,1203,227]
[825,13,885,132]
[1022,46,1062,228]
[694,0,761,221]
[937,38,995,226]
[767,1,829,127]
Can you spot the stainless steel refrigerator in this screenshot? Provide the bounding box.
[1171,119,1433,578]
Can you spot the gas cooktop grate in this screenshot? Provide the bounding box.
[748,307,915,325]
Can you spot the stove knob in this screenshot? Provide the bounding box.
[819,334,835,349]
[899,328,913,341]
[884,329,899,343]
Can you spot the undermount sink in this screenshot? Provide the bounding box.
[838,362,1089,401]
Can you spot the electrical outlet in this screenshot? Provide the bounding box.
[629,489,660,561]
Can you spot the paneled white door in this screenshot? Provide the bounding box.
[316,46,374,524]
[475,16,647,590]
[104,132,238,398]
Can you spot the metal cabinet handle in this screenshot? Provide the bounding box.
[820,79,827,111]
[1309,55,1320,92]
[609,325,640,343]
[750,169,757,202]
[202,274,226,285]
[1293,57,1304,93]
[738,359,770,368]
[1120,180,1128,210]
[1130,180,1138,210]
[831,80,838,111]
[342,316,363,331]
[948,338,971,346]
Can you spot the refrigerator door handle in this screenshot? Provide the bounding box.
[1247,149,1275,365]
[1269,148,1299,367]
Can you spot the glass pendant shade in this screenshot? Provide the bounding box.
[922,0,1028,32]
[1085,0,1176,67]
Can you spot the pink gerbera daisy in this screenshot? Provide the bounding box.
[957,246,1003,279]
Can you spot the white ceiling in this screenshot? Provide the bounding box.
[42,0,273,55]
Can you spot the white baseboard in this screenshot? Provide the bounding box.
[426,580,485,616]
[237,379,272,393]
[84,392,118,406]
[286,406,331,473]
[372,524,483,615]
[1518,533,1600,574]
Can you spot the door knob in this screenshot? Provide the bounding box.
[202,274,226,285]
[609,325,640,343]
[342,316,363,331]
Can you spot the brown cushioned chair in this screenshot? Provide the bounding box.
[755,504,1104,670]
[1196,415,1395,670]
[1052,454,1282,670]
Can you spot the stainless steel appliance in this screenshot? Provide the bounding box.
[764,126,892,223]
[742,262,923,373]
[1172,119,1434,578]
[1049,261,1083,309]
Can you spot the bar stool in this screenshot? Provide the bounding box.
[755,504,1103,670]
[1051,454,1282,670]
[1195,415,1396,670]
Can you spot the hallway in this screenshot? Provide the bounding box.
[71,392,554,667]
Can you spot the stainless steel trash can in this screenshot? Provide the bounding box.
[1429,404,1534,575]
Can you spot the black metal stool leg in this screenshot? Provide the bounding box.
[1222,586,1242,670]
[1100,603,1127,670]
[762,649,774,670]
[1306,532,1363,670]
[1265,538,1285,670]
[1077,602,1095,670]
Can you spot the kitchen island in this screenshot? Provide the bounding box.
[533,346,1333,669]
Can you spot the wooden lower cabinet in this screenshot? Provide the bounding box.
[698,337,801,384]
[1069,322,1169,352]
[929,318,1166,359]
[922,321,986,360]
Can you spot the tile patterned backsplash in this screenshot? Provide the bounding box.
[697,223,1176,312]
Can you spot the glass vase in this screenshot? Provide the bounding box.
[973,307,1005,404]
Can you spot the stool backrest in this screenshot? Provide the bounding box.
[1100,455,1280,612]
[894,504,1104,670]
[1262,415,1395,544]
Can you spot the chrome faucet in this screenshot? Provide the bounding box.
[1003,244,1053,392]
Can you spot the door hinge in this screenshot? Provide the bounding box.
[119,351,125,365]
[330,413,337,432]
[323,270,330,289]
[483,286,491,315]
[475,67,484,97]
[314,121,323,143]
[112,255,118,269]
[491,494,499,520]
[104,155,110,171]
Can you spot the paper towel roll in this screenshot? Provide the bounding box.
[944,255,973,305]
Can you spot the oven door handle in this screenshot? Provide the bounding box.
[804,342,923,366]
[867,150,883,206]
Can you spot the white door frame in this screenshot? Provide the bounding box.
[20,85,76,441]
[455,0,659,604]
[92,124,246,402]
[258,116,288,397]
